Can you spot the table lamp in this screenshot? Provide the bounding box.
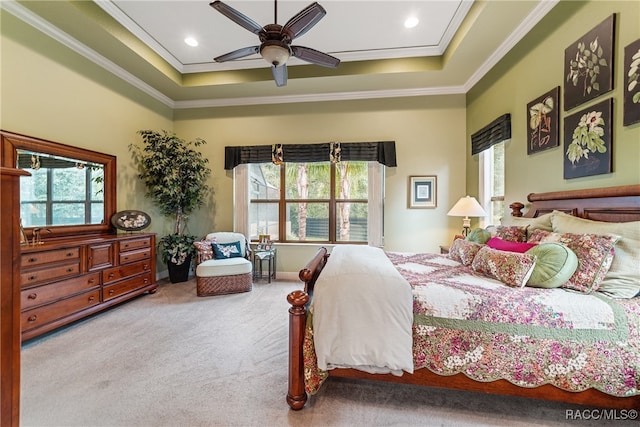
[447,196,487,236]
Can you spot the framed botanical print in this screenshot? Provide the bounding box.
[408,176,437,209]
[563,98,613,179]
[527,86,560,154]
[564,14,615,111]
[623,38,640,126]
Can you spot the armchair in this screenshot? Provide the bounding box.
[194,232,253,296]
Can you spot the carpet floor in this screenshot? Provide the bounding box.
[20,278,634,426]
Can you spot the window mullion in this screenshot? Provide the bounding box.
[328,163,336,242]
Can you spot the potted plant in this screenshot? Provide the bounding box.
[129,130,211,283]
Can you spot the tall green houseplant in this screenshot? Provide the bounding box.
[129,130,211,282]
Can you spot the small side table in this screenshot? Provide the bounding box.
[439,245,450,255]
[253,248,276,283]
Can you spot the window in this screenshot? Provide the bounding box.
[249,161,369,243]
[479,141,505,226]
[20,163,104,227]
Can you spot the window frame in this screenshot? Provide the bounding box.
[235,161,384,246]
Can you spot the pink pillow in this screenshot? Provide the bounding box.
[487,237,537,253]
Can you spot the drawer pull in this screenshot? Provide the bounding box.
[108,273,115,279]
[143,263,149,270]
[28,315,37,323]
[109,289,115,295]
[66,252,74,257]
[27,293,37,300]
[28,275,37,281]
[28,257,38,263]
[67,267,74,272]
[124,243,130,248]
[88,295,95,302]
[88,278,95,284]
[123,256,129,261]
[143,278,149,284]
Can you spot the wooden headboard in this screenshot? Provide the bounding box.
[509,184,640,222]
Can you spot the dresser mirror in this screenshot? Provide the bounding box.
[1,130,116,240]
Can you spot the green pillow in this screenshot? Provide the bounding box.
[525,243,578,288]
[466,228,491,244]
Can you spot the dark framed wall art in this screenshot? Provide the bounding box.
[563,98,613,179]
[623,38,640,126]
[408,175,437,209]
[564,14,615,111]
[527,86,560,154]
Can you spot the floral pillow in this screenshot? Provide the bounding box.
[193,238,216,264]
[494,225,528,243]
[448,238,483,266]
[471,246,537,288]
[527,229,560,244]
[557,233,619,293]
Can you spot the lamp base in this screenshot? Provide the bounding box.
[461,227,470,237]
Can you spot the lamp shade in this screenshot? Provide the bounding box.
[447,196,487,218]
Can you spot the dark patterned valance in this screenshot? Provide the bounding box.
[224,141,397,170]
[471,114,511,155]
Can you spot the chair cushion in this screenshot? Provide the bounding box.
[196,257,252,277]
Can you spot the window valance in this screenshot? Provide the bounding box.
[471,114,511,155]
[224,141,397,170]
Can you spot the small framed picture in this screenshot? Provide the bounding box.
[408,175,437,209]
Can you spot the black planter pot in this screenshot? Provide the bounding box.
[167,255,192,283]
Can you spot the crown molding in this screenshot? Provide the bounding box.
[463,0,559,92]
[3,0,558,109]
[2,0,175,108]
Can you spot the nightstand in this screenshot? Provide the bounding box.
[439,245,450,254]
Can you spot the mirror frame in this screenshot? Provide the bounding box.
[1,130,117,239]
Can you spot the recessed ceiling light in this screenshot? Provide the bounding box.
[404,16,419,29]
[184,37,199,47]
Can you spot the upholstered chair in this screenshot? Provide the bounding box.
[194,232,252,296]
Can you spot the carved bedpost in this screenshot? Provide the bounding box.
[509,202,524,217]
[287,290,309,410]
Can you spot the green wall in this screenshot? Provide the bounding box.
[467,0,640,213]
[174,95,467,272]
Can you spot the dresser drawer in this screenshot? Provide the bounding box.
[21,247,80,268]
[103,260,152,285]
[119,248,150,265]
[119,237,151,252]
[103,273,152,302]
[21,289,101,332]
[21,273,100,310]
[20,262,81,287]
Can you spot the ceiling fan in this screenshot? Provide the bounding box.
[210,0,340,87]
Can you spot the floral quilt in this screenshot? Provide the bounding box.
[303,252,640,397]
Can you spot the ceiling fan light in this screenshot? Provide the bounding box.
[260,44,290,66]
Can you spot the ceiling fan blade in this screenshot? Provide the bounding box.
[282,2,326,40]
[210,1,263,35]
[214,46,260,62]
[291,46,340,68]
[272,65,288,87]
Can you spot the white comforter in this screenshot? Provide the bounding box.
[311,245,414,375]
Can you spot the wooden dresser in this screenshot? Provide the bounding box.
[20,233,157,341]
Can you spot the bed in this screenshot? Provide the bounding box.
[286,185,640,410]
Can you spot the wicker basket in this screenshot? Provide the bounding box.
[196,272,252,297]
